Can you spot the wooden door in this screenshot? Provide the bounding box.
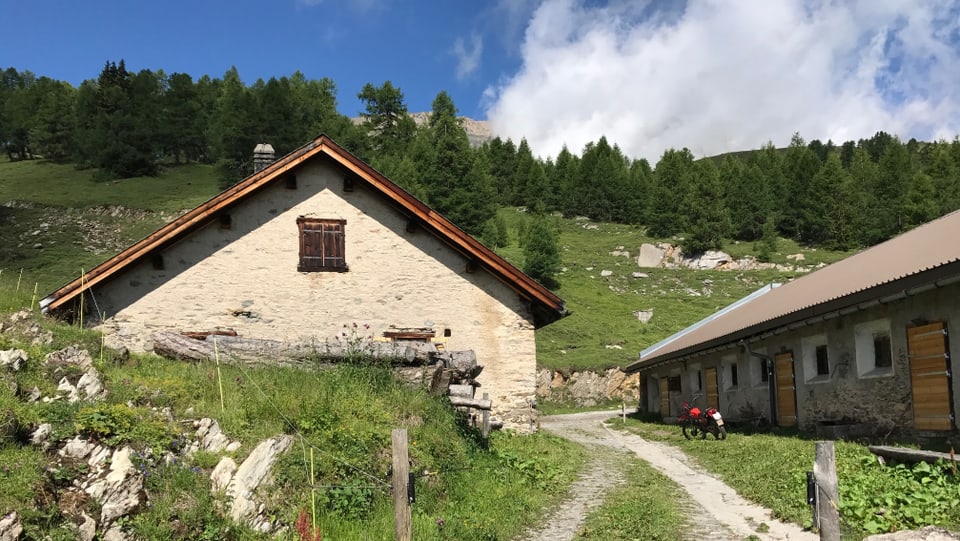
[908,322,953,431]
[705,367,719,410]
[659,377,670,416]
[775,352,797,427]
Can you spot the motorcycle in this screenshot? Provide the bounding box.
[678,401,727,440]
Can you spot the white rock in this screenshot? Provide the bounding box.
[77,512,97,541]
[0,511,23,541]
[227,435,294,526]
[226,441,242,453]
[196,418,231,453]
[57,377,79,402]
[600,270,613,277]
[633,309,655,323]
[631,272,649,279]
[636,243,666,268]
[76,370,105,400]
[60,436,96,460]
[85,447,145,525]
[30,423,52,448]
[210,457,238,493]
[0,349,26,371]
[26,386,40,402]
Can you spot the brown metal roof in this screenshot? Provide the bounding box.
[627,209,960,371]
[41,135,568,327]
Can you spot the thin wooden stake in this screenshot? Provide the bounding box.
[78,269,85,328]
[31,282,38,311]
[391,428,411,541]
[214,338,225,412]
[16,268,22,293]
[481,392,490,440]
[814,441,841,541]
[622,400,626,423]
[310,447,318,538]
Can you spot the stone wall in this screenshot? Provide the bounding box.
[536,368,639,406]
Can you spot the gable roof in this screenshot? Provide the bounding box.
[41,135,568,328]
[626,209,960,372]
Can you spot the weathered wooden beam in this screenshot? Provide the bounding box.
[448,396,492,410]
[151,331,417,365]
[448,384,475,399]
[868,445,960,464]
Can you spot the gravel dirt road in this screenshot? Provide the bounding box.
[515,410,818,541]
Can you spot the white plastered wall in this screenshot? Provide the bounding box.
[88,159,539,429]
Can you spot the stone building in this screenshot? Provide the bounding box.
[627,210,960,438]
[41,136,568,429]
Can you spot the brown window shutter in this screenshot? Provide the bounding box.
[298,217,347,272]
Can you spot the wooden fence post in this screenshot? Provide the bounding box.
[481,392,490,439]
[392,429,412,541]
[814,441,840,541]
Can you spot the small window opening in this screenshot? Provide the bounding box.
[465,260,479,273]
[285,174,298,189]
[730,363,739,387]
[759,358,769,383]
[815,344,830,376]
[874,333,892,368]
[151,254,164,270]
[443,328,452,337]
[343,176,355,192]
[219,213,232,230]
[405,219,417,233]
[297,217,347,272]
[668,376,682,392]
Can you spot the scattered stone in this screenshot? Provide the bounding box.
[26,386,40,402]
[0,349,26,371]
[211,457,238,493]
[30,423,52,449]
[9,310,31,323]
[633,309,654,323]
[57,377,80,402]
[864,526,960,540]
[194,418,232,453]
[76,371,105,400]
[637,243,667,267]
[787,253,806,261]
[226,441,242,453]
[227,434,295,532]
[631,272,649,279]
[85,446,145,526]
[0,511,24,541]
[600,270,613,277]
[537,368,640,405]
[45,345,95,371]
[604,344,622,350]
[77,513,97,541]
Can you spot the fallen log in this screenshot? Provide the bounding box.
[434,350,482,379]
[448,396,492,410]
[868,445,960,465]
[448,384,475,399]
[152,331,417,365]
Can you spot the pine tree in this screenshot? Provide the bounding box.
[523,209,561,288]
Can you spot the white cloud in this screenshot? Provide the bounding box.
[453,33,484,80]
[484,0,960,162]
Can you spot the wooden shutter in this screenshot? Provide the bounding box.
[775,352,797,427]
[908,322,953,431]
[705,367,719,410]
[298,218,347,272]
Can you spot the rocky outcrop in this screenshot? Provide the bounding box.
[636,242,816,272]
[537,368,639,406]
[0,512,23,541]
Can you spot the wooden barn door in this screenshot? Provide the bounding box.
[659,377,670,416]
[908,322,953,431]
[705,367,720,410]
[775,352,797,427]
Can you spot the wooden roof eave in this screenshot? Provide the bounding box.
[42,135,568,326]
[625,262,960,373]
[42,140,321,313]
[318,141,568,322]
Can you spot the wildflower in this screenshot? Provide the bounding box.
[436,517,445,529]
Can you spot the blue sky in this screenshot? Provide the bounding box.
[3,0,959,162]
[2,0,525,118]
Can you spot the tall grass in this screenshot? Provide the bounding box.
[0,278,587,539]
[616,418,960,539]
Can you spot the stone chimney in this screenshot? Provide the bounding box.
[253,143,275,173]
